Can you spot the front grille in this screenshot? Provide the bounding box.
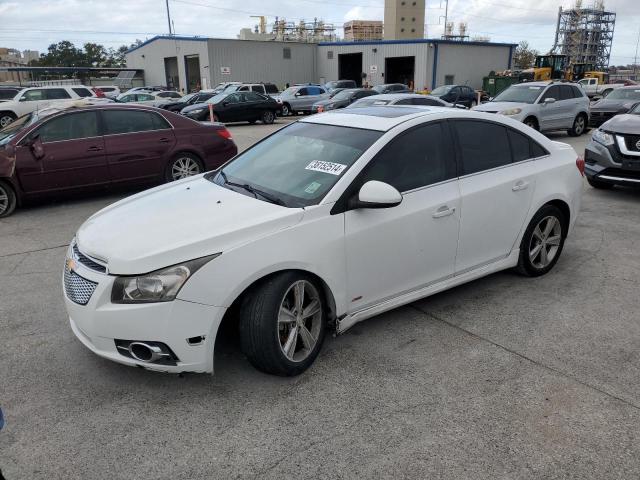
[73,244,106,273]
[64,266,98,305]
[623,135,640,152]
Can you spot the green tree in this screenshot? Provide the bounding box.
[83,42,107,67]
[513,41,538,69]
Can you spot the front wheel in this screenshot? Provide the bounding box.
[165,153,204,182]
[281,103,290,116]
[524,117,539,131]
[568,114,587,137]
[261,110,275,124]
[0,112,16,129]
[0,180,17,218]
[516,205,567,277]
[240,272,326,376]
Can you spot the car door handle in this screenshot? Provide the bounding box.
[512,180,529,192]
[159,138,171,143]
[87,146,103,152]
[432,205,456,218]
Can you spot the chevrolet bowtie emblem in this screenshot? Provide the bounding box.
[66,258,77,272]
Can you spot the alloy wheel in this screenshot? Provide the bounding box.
[277,280,322,362]
[281,105,289,116]
[574,116,585,135]
[0,184,9,215]
[0,115,13,128]
[263,111,274,123]
[171,157,201,181]
[528,215,562,269]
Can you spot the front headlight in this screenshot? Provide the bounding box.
[111,254,219,304]
[324,103,334,110]
[500,108,522,116]
[188,108,205,115]
[592,129,614,146]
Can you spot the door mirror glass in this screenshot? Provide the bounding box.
[31,136,45,159]
[352,181,402,209]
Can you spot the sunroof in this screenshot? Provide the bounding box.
[332,106,426,118]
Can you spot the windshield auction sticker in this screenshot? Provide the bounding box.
[305,160,347,176]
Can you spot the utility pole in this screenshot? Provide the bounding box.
[165,0,173,35]
[634,27,640,80]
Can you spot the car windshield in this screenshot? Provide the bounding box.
[493,85,544,104]
[430,86,453,96]
[205,93,230,104]
[0,112,37,145]
[352,98,391,107]
[325,81,338,89]
[210,122,382,207]
[331,90,355,101]
[329,88,346,98]
[181,93,197,103]
[604,88,640,100]
[372,85,387,93]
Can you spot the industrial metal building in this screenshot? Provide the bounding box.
[126,35,515,92]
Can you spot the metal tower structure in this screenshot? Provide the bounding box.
[555,0,616,70]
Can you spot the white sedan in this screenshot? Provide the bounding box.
[63,106,583,376]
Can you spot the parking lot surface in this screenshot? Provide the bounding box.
[1,121,640,479]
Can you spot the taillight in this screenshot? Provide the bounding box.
[92,88,105,98]
[216,128,232,140]
[576,155,585,176]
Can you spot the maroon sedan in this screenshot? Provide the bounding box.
[0,103,237,217]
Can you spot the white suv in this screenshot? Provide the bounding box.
[0,85,101,128]
[473,81,590,136]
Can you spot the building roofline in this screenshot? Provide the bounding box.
[317,38,517,48]
[126,35,320,54]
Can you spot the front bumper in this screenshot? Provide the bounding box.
[63,247,226,373]
[585,140,640,186]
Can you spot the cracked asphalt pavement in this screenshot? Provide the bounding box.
[1,122,640,479]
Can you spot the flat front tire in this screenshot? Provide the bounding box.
[0,180,17,218]
[240,272,326,376]
[516,205,567,277]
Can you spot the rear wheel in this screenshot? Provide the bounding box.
[261,110,275,124]
[0,180,17,218]
[524,117,539,131]
[240,272,327,376]
[568,114,587,136]
[516,205,567,277]
[587,177,614,190]
[165,153,204,182]
[0,112,16,129]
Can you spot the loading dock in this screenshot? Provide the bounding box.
[338,53,363,87]
[384,56,415,89]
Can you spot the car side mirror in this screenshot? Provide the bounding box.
[349,181,402,210]
[295,92,302,97]
[544,97,556,104]
[31,136,45,160]
[19,97,27,102]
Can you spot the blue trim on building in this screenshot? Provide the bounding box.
[431,43,439,89]
[318,38,517,48]
[126,35,209,54]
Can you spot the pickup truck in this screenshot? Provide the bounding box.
[577,78,627,98]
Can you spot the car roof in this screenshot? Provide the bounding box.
[302,106,445,131]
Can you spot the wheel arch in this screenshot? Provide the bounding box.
[218,268,339,335]
[545,198,571,233]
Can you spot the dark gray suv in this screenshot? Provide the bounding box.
[584,103,640,189]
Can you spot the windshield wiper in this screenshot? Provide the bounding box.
[218,171,287,207]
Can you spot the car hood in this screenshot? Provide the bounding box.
[181,102,209,114]
[600,114,640,134]
[76,176,304,275]
[473,101,527,112]
[591,98,637,112]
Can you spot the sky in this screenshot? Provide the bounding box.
[0,0,638,66]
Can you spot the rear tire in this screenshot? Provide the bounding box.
[239,272,327,376]
[165,153,204,182]
[516,205,567,277]
[568,114,587,137]
[587,177,614,190]
[524,117,539,131]
[0,112,16,129]
[261,110,275,124]
[0,180,17,218]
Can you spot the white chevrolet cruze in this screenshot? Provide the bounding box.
[63,106,583,376]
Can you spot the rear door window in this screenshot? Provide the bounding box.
[245,92,265,102]
[454,120,512,175]
[559,85,574,101]
[38,111,99,142]
[72,87,93,98]
[103,110,158,135]
[412,97,443,106]
[571,86,584,98]
[46,89,72,100]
